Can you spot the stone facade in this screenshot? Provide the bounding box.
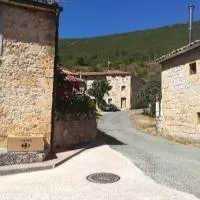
[54,112,97,149]
[160,45,200,143]
[82,71,132,110]
[0,1,58,150]
[105,75,131,110]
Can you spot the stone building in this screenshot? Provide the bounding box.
[64,70,132,110]
[157,40,200,143]
[0,0,62,152]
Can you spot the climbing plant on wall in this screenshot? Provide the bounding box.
[56,67,95,114]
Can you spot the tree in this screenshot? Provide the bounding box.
[88,79,112,105]
[136,78,161,116]
[75,56,87,66]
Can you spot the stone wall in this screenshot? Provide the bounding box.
[0,3,56,150]
[161,47,200,143]
[54,112,97,149]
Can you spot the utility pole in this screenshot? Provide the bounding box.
[108,61,111,70]
[188,4,195,44]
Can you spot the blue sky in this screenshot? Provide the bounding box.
[59,0,200,39]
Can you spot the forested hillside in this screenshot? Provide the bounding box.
[59,21,200,109]
[59,21,200,80]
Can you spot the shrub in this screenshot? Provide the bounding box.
[56,67,96,114]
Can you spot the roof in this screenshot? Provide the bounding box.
[0,0,63,12]
[64,75,85,83]
[61,70,85,83]
[63,70,130,77]
[62,70,79,76]
[157,40,200,63]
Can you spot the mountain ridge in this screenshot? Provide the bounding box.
[59,20,200,81]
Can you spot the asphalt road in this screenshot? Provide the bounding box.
[98,111,200,199]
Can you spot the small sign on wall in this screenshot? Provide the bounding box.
[7,136,44,152]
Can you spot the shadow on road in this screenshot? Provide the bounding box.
[53,129,126,156]
[96,129,126,146]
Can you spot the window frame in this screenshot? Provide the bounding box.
[197,112,200,123]
[121,85,126,91]
[189,62,197,75]
[108,98,112,104]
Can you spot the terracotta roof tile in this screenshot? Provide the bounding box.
[63,69,130,77]
[64,75,85,83]
[62,70,79,76]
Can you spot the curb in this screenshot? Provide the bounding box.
[0,165,53,176]
[53,147,86,168]
[0,146,88,176]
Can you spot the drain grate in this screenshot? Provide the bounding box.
[86,172,120,184]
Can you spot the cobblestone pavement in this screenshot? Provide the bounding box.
[98,111,200,199]
[0,145,198,200]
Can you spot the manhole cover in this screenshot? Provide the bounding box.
[86,172,120,184]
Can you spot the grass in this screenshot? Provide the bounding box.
[131,111,200,148]
[131,113,157,135]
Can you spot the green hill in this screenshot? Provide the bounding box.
[59,21,200,81]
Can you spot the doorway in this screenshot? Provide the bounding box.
[121,97,126,108]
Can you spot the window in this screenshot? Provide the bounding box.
[197,113,200,123]
[0,10,3,55]
[189,62,197,75]
[108,98,112,104]
[121,85,126,91]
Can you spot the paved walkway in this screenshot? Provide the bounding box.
[0,145,198,200]
[98,111,200,199]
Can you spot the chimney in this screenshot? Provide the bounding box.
[188,5,195,44]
